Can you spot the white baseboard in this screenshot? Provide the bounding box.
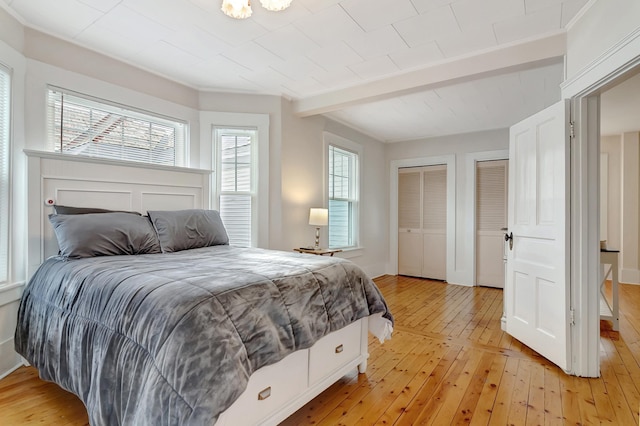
[0,338,22,380]
[620,268,640,285]
[445,271,473,287]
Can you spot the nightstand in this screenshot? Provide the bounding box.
[294,248,342,256]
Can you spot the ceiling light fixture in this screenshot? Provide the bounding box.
[221,0,252,19]
[260,0,292,12]
[221,0,291,19]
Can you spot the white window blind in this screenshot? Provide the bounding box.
[328,145,358,249]
[477,160,507,231]
[217,130,255,247]
[0,64,10,284]
[47,88,186,167]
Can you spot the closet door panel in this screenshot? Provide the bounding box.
[476,160,508,288]
[398,171,421,229]
[398,170,422,276]
[422,166,447,280]
[423,230,446,280]
[399,232,422,277]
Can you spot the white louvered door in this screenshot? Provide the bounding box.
[398,170,422,277]
[422,166,447,280]
[397,165,447,280]
[476,160,508,288]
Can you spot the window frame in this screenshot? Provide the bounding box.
[213,126,258,248]
[324,132,362,250]
[0,63,11,285]
[46,86,188,167]
[200,111,269,249]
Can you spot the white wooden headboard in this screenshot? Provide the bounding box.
[26,150,211,277]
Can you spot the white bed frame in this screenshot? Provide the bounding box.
[25,150,371,425]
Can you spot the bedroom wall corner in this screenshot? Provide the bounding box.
[324,119,390,276]
[279,100,389,275]
[279,100,327,252]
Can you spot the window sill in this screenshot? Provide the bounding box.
[334,247,363,259]
[0,281,25,307]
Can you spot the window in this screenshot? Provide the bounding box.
[215,128,257,247]
[328,143,359,249]
[0,64,10,284]
[47,88,186,167]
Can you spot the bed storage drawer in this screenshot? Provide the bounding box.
[308,320,362,385]
[218,349,308,425]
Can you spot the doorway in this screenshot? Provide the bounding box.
[569,59,640,377]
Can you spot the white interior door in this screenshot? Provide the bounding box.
[506,100,570,371]
[476,160,508,288]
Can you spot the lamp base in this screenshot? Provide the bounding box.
[314,227,320,250]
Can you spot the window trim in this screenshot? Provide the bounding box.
[214,127,258,248]
[200,111,269,249]
[324,132,362,250]
[0,62,12,286]
[46,86,189,167]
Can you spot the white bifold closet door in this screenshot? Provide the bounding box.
[398,170,422,277]
[476,160,508,288]
[398,165,447,280]
[422,166,447,280]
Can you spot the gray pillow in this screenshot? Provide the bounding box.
[53,205,142,215]
[147,209,229,253]
[49,213,161,259]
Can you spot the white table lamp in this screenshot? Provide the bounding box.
[309,208,328,250]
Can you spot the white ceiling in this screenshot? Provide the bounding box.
[2,0,592,142]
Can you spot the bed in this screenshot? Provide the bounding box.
[16,152,393,425]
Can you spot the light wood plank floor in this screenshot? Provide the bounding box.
[1,275,639,425]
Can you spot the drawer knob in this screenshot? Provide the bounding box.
[335,344,344,354]
[258,386,271,401]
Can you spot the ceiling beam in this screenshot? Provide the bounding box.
[293,31,567,117]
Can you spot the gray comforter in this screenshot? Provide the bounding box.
[15,246,393,425]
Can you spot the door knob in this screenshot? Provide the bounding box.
[504,232,514,250]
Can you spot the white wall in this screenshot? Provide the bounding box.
[566,0,640,82]
[562,0,640,98]
[385,129,509,286]
[620,132,640,284]
[600,135,622,253]
[600,132,640,284]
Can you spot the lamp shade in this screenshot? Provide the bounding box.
[309,208,328,226]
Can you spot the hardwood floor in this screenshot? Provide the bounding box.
[1,275,639,425]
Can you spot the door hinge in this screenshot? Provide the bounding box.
[569,308,575,326]
[569,121,575,139]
